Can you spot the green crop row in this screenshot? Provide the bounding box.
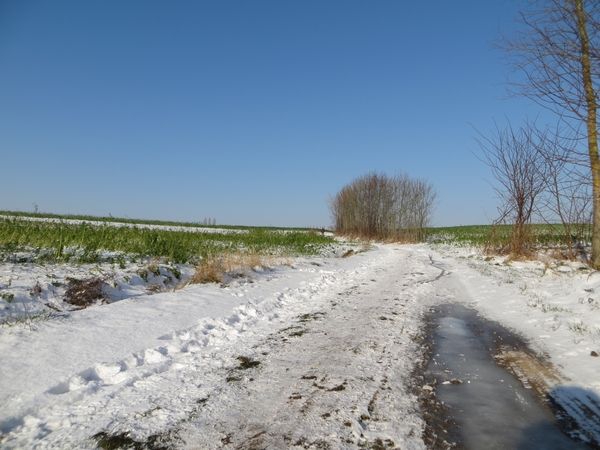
[0,217,336,264]
[428,223,592,247]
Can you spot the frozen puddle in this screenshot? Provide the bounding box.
[425,303,590,449]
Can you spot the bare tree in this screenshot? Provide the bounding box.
[534,124,593,258]
[499,0,600,265]
[476,120,548,257]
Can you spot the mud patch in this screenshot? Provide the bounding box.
[495,347,565,399]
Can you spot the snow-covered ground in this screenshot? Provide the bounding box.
[1,243,599,448]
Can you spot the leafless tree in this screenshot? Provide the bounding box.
[476,120,548,256]
[534,124,593,258]
[499,0,600,266]
[477,118,593,258]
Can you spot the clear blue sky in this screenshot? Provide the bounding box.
[1,0,542,227]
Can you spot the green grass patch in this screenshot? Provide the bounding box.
[427,223,592,248]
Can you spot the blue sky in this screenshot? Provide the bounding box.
[1,0,542,227]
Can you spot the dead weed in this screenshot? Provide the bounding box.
[181,251,277,287]
[64,276,110,308]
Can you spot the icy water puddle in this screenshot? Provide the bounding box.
[425,303,590,449]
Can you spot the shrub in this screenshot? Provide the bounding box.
[329,172,437,242]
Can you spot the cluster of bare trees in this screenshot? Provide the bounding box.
[477,120,592,258]
[328,172,437,241]
[482,0,600,263]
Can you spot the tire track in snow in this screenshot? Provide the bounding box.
[176,246,444,449]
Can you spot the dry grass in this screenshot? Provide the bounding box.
[182,251,277,287]
[64,277,110,307]
[188,258,225,285]
[146,283,163,293]
[484,223,537,260]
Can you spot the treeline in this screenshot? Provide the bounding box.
[328,172,437,241]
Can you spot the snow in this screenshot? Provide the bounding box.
[0,243,599,448]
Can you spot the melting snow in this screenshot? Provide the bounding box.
[0,243,598,448]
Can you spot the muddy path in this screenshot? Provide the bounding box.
[416,302,594,449]
[173,247,442,449]
[414,251,600,449]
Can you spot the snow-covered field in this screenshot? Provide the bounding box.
[1,243,599,448]
[0,215,246,234]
